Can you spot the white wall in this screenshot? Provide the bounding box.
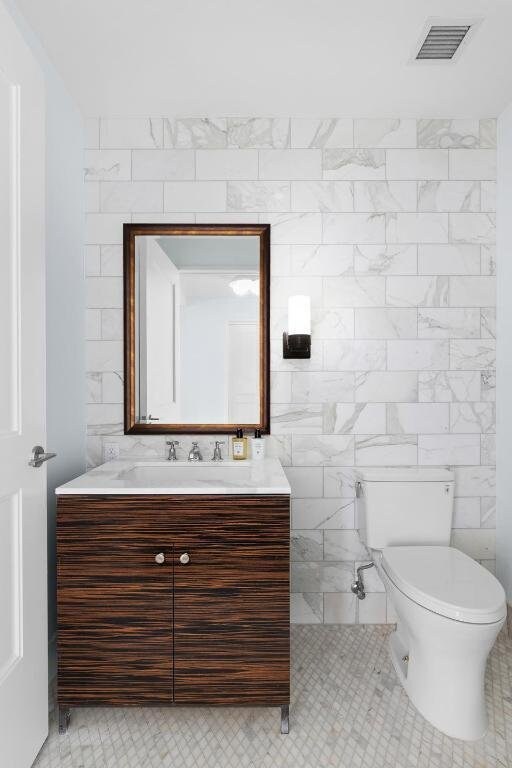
[4,1,86,653]
[497,105,512,602]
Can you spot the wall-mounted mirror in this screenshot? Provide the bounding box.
[124,224,270,434]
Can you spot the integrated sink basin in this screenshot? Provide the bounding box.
[55,458,290,496]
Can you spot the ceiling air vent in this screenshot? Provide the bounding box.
[416,25,471,60]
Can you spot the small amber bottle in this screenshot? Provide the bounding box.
[232,428,248,460]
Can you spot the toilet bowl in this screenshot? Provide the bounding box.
[374,546,505,741]
[356,467,506,741]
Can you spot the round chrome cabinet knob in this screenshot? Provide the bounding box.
[179,552,190,565]
[154,552,165,564]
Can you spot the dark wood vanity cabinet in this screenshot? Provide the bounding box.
[56,494,290,732]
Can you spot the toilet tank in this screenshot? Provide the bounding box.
[356,467,454,549]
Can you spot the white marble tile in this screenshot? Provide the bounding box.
[323,404,386,434]
[449,276,496,307]
[271,404,322,434]
[387,403,449,434]
[480,119,497,149]
[196,212,258,223]
[284,467,324,498]
[271,275,323,307]
[86,372,101,403]
[353,245,417,275]
[85,245,100,276]
[101,308,123,340]
[85,213,125,245]
[292,497,355,528]
[481,433,496,465]
[418,244,480,275]
[86,277,123,308]
[86,309,101,340]
[417,119,479,149]
[87,403,124,435]
[270,371,292,403]
[455,466,495,496]
[290,244,353,276]
[418,371,481,402]
[227,181,290,212]
[481,181,496,213]
[227,118,290,149]
[264,434,292,465]
[354,119,416,148]
[418,181,480,212]
[270,245,291,276]
[323,149,385,180]
[386,149,448,180]
[386,212,448,243]
[312,309,354,339]
[481,497,496,529]
[164,118,227,148]
[451,529,495,560]
[100,245,123,276]
[292,435,354,467]
[291,530,324,561]
[418,434,480,466]
[355,308,417,338]
[355,371,417,403]
[450,403,495,434]
[418,308,480,338]
[84,150,131,181]
[86,436,102,468]
[386,276,448,307]
[387,340,449,370]
[291,181,353,212]
[481,308,496,339]
[259,149,321,180]
[292,561,354,593]
[354,181,416,212]
[450,340,495,370]
[100,118,163,149]
[196,149,258,179]
[100,181,163,213]
[481,370,496,402]
[264,212,322,244]
[324,593,357,624]
[453,497,481,528]
[323,213,385,243]
[449,149,497,180]
[355,434,417,466]
[324,276,385,307]
[291,119,353,148]
[163,181,226,212]
[324,530,367,561]
[84,118,99,149]
[481,245,496,276]
[85,181,100,212]
[131,149,194,180]
[323,467,356,498]
[102,371,123,403]
[290,593,323,624]
[324,340,386,371]
[291,372,354,403]
[132,212,196,223]
[358,593,387,623]
[86,340,123,372]
[450,213,496,244]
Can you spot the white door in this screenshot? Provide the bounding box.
[227,322,259,423]
[0,3,48,767]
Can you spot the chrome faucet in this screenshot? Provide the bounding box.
[188,441,202,462]
[211,441,225,461]
[166,440,180,461]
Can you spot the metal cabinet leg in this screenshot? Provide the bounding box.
[280,704,289,734]
[58,707,70,734]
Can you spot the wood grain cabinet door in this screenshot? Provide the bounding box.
[173,496,290,706]
[57,498,174,706]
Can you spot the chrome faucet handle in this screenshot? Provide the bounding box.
[166,440,180,461]
[188,441,203,462]
[211,441,225,461]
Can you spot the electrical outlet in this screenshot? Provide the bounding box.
[103,442,120,462]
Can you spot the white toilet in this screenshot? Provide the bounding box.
[356,467,506,741]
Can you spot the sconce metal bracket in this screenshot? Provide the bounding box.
[282,332,311,359]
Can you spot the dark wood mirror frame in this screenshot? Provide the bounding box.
[123,223,270,435]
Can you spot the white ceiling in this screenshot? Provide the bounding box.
[15,0,512,117]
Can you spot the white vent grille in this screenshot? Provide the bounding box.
[416,25,471,60]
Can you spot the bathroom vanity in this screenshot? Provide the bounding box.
[55,459,290,734]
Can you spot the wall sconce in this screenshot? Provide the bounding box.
[283,295,311,359]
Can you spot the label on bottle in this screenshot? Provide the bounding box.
[233,440,244,457]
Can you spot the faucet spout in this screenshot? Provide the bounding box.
[188,442,203,462]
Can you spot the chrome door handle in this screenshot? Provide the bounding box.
[29,445,57,468]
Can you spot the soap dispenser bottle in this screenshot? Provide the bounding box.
[232,428,248,460]
[251,429,265,460]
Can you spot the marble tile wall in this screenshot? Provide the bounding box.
[84,117,497,624]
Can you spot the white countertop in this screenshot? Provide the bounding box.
[55,458,291,496]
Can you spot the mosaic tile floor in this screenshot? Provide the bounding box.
[34,625,512,768]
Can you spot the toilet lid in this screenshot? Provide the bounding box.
[382,546,506,624]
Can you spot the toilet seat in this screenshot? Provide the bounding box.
[382,546,506,624]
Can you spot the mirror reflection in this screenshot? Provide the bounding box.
[134,235,260,426]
